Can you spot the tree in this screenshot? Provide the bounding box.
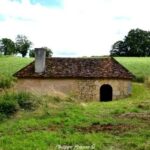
[29,49,35,57]
[110,40,128,56]
[29,47,53,57]
[0,38,16,55]
[15,35,32,57]
[110,28,150,56]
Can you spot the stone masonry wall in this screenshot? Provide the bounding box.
[14,79,132,101]
[95,79,131,100]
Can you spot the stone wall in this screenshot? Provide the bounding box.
[14,79,132,101]
[95,79,131,100]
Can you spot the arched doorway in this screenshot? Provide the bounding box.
[100,84,112,102]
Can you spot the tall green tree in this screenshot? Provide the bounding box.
[0,38,16,55]
[110,40,128,56]
[110,28,150,56]
[29,47,53,58]
[15,35,32,57]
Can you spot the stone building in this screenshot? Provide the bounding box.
[14,48,135,101]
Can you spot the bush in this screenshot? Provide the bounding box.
[134,76,144,83]
[0,92,19,116]
[0,91,38,117]
[0,91,39,118]
[16,91,38,110]
[0,99,18,116]
[0,75,14,89]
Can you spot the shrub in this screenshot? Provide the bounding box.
[0,91,39,118]
[0,96,18,116]
[134,76,144,83]
[16,91,38,110]
[0,91,38,117]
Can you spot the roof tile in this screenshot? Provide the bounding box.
[14,57,135,79]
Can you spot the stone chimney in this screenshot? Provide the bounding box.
[34,48,46,73]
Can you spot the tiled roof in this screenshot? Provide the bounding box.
[14,57,135,79]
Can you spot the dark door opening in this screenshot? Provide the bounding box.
[100,84,112,102]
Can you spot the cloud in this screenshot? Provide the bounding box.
[0,0,150,57]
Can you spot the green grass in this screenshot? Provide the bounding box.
[0,56,150,149]
[115,57,150,81]
[0,83,149,149]
[0,55,33,76]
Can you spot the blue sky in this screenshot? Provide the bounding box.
[10,0,62,7]
[30,0,62,7]
[0,15,5,21]
[0,0,150,57]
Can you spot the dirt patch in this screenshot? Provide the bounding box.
[75,123,133,134]
[0,125,59,137]
[119,112,150,121]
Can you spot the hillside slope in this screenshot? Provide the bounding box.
[0,56,33,76]
[0,56,149,149]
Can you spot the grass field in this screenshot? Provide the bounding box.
[0,83,149,150]
[0,55,33,76]
[0,56,150,150]
[115,57,150,81]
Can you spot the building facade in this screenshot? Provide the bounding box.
[14,48,134,101]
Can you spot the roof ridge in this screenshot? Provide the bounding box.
[46,57,110,59]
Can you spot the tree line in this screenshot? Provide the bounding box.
[2,29,148,57]
[0,35,52,57]
[110,28,150,56]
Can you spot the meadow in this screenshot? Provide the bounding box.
[0,55,33,76]
[0,56,149,150]
[115,57,150,82]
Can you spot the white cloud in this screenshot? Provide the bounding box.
[0,0,150,57]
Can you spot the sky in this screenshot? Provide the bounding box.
[0,0,150,57]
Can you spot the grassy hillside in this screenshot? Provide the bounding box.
[0,56,150,149]
[0,83,149,149]
[0,55,33,76]
[115,57,150,81]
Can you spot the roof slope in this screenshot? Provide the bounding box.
[14,57,135,79]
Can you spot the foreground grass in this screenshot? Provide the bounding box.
[0,83,149,150]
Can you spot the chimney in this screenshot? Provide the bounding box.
[34,48,46,73]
